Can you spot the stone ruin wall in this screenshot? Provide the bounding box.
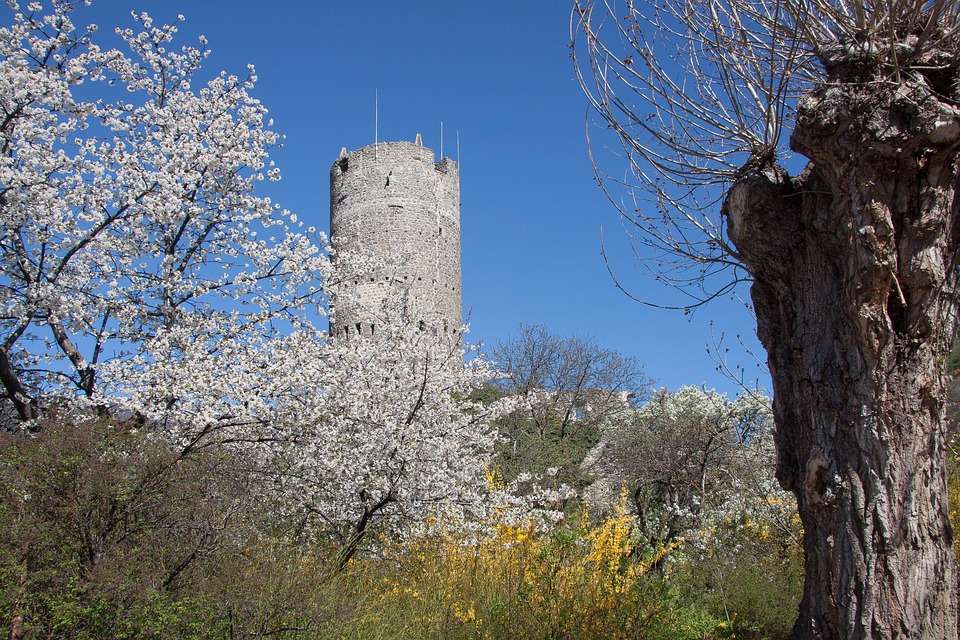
[329,138,461,338]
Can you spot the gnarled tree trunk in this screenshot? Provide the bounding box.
[725,66,960,638]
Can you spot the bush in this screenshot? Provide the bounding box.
[670,513,804,640]
[330,501,725,640]
[0,415,804,639]
[0,416,251,639]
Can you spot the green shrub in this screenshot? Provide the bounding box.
[670,521,803,640]
[0,416,250,639]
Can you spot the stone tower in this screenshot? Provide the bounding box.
[329,135,461,338]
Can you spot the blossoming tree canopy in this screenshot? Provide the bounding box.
[0,2,569,553]
[0,2,325,421]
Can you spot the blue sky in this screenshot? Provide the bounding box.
[79,1,769,396]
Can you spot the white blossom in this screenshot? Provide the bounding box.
[0,3,324,420]
[0,3,566,549]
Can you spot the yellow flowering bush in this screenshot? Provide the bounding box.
[334,495,724,640]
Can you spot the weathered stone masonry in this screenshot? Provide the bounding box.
[329,137,462,338]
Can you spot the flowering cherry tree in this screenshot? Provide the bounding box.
[265,324,506,561]
[101,251,567,556]
[0,1,324,423]
[0,2,566,555]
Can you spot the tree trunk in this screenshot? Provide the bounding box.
[725,70,960,638]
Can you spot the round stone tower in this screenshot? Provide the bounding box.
[329,135,461,338]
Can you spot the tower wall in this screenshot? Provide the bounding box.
[329,140,461,338]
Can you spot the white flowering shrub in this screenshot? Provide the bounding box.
[591,386,794,551]
[266,324,508,551]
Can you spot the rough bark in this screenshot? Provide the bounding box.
[724,65,960,638]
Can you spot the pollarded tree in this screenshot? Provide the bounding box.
[573,1,960,637]
[0,2,324,424]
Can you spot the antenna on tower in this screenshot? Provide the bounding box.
[374,88,379,159]
[456,129,460,168]
[440,121,444,160]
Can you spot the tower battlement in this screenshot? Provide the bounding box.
[329,135,462,339]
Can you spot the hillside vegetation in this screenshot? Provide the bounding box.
[1,407,804,640]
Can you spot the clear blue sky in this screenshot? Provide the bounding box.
[80,1,769,396]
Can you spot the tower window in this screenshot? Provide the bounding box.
[356,322,362,336]
[439,227,443,236]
